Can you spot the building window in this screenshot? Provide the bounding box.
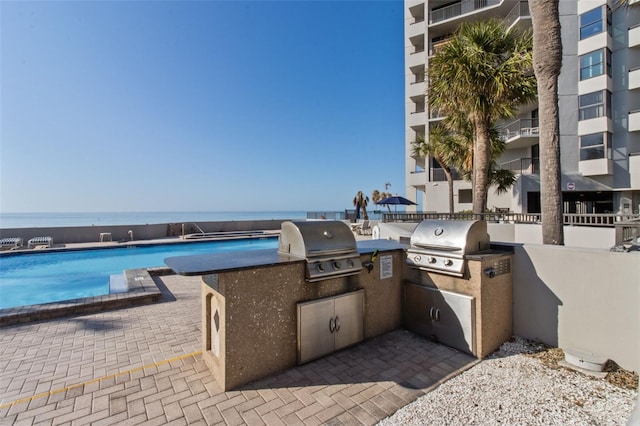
[579,6,611,40]
[578,90,611,121]
[579,48,611,80]
[458,189,472,204]
[580,132,611,161]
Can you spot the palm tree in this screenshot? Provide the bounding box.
[529,0,564,245]
[415,121,516,213]
[412,127,463,214]
[372,190,393,211]
[372,189,382,205]
[428,19,537,215]
[353,191,369,220]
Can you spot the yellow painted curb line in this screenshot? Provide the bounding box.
[0,351,202,410]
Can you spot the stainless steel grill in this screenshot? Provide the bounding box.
[406,219,490,276]
[278,221,363,282]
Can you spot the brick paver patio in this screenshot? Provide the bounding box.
[0,274,476,425]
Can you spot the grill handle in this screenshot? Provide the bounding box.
[412,243,461,252]
[307,247,356,256]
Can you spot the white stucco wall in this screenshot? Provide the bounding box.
[511,243,640,372]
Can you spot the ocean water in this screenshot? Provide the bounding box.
[0,211,309,229]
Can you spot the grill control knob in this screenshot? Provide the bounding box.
[414,255,421,263]
[428,256,437,264]
[346,259,354,268]
[317,263,325,272]
[333,262,341,270]
[443,259,453,267]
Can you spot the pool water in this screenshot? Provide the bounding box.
[0,238,278,310]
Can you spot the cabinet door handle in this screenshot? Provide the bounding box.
[334,316,341,332]
[435,309,440,322]
[329,317,335,333]
[429,307,435,320]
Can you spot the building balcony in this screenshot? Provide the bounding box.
[578,74,612,96]
[579,158,613,176]
[630,67,640,90]
[577,31,611,56]
[428,107,446,121]
[429,0,501,26]
[578,116,612,137]
[408,111,427,127]
[408,3,425,25]
[428,38,452,56]
[407,19,426,38]
[431,167,463,182]
[630,110,640,132]
[498,157,539,175]
[505,1,531,32]
[408,170,427,187]
[498,118,539,149]
[630,23,640,48]
[408,80,426,96]
[630,153,640,189]
[407,49,427,68]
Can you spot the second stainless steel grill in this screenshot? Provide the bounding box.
[405,219,490,276]
[278,221,363,282]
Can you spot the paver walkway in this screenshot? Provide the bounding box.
[0,274,476,425]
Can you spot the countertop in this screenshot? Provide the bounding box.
[164,239,405,276]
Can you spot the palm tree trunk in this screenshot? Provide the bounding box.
[530,0,564,245]
[444,168,454,214]
[473,118,491,215]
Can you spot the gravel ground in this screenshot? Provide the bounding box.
[378,337,639,426]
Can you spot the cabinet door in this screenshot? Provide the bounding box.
[333,290,364,351]
[432,288,475,354]
[404,283,435,337]
[404,283,475,355]
[298,298,335,364]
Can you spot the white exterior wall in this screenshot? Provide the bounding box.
[511,243,640,372]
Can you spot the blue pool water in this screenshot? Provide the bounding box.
[0,238,278,310]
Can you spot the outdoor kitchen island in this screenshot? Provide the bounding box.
[165,225,405,391]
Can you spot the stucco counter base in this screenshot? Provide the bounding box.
[189,244,405,391]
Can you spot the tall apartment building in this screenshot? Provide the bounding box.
[405,0,640,215]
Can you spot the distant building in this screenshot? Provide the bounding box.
[404,0,640,214]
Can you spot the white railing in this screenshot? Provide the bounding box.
[382,212,640,226]
[505,1,530,30]
[498,157,539,175]
[498,118,539,141]
[430,0,500,24]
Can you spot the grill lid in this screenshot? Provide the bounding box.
[409,219,489,254]
[406,220,490,276]
[278,220,362,282]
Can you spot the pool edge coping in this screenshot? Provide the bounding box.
[0,267,171,327]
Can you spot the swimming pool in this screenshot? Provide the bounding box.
[0,238,278,310]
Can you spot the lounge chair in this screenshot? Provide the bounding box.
[358,220,372,235]
[28,236,53,248]
[0,237,23,250]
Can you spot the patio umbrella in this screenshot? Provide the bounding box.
[377,196,417,212]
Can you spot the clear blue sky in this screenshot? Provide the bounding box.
[1,0,405,213]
